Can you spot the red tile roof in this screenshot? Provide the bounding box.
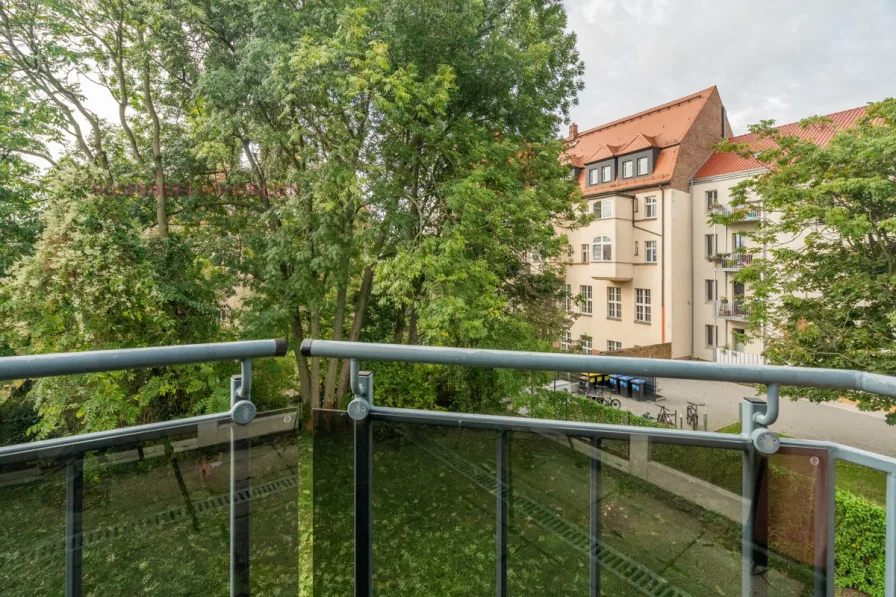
[692,106,867,179]
[566,86,717,193]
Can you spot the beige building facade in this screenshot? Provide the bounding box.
[562,92,866,362]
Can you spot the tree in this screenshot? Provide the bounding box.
[715,99,896,419]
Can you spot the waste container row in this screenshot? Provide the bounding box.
[578,373,655,401]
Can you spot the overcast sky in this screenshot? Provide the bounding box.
[564,0,896,135]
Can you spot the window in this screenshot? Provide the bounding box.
[645,196,657,218]
[564,284,572,311]
[592,236,612,261]
[705,234,715,256]
[706,190,718,211]
[581,244,589,263]
[637,156,648,175]
[622,160,633,178]
[635,288,651,322]
[531,250,541,262]
[608,340,622,352]
[645,240,657,263]
[602,165,612,182]
[593,199,613,219]
[732,328,746,352]
[607,287,621,318]
[579,285,592,315]
[560,331,571,351]
[705,279,716,301]
[589,168,599,185]
[733,233,746,250]
[634,241,639,256]
[580,336,592,354]
[705,325,716,347]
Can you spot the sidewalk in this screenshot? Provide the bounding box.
[610,378,896,457]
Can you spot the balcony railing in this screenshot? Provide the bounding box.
[714,298,752,320]
[711,251,753,271]
[3,340,896,597]
[714,347,767,365]
[710,203,762,221]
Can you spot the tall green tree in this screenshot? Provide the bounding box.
[715,99,896,418]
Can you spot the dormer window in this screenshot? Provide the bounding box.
[637,157,648,175]
[622,160,633,178]
[588,169,599,185]
[602,165,612,182]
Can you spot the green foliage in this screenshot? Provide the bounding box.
[714,99,896,417]
[835,489,886,597]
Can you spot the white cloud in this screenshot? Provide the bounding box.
[564,0,896,134]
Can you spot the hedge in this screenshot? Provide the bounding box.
[835,489,886,597]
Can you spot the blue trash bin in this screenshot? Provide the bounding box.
[618,375,633,397]
[608,374,619,394]
[631,379,646,401]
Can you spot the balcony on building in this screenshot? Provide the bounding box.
[711,251,753,272]
[709,203,762,222]
[714,298,752,321]
[590,261,633,282]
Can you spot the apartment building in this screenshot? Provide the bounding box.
[561,86,730,358]
[689,106,867,364]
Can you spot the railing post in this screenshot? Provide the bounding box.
[742,399,770,597]
[886,472,896,597]
[65,456,84,597]
[230,370,252,597]
[496,430,509,597]
[589,437,601,597]
[351,365,374,597]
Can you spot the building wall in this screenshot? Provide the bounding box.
[690,173,765,361]
[671,88,728,192]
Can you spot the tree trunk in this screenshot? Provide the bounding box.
[139,29,168,238]
[323,285,347,409]
[291,313,315,423]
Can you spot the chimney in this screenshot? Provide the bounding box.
[568,122,578,141]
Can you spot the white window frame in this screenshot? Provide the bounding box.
[602,165,612,182]
[593,199,613,219]
[607,287,621,319]
[564,284,572,311]
[645,240,657,263]
[622,160,633,178]
[635,288,651,323]
[589,168,599,185]
[580,336,592,354]
[645,196,657,218]
[607,340,622,351]
[581,243,589,263]
[560,331,572,351]
[706,190,718,211]
[637,156,648,175]
[579,285,592,315]
[592,236,612,262]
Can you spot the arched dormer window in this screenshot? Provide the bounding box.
[592,236,612,262]
[592,199,613,219]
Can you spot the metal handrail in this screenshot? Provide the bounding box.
[0,338,287,382]
[301,339,896,399]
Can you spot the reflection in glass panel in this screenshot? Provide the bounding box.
[0,408,301,597]
[372,422,496,595]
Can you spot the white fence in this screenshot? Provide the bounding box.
[714,347,766,365]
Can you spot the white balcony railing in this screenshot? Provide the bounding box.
[713,347,766,365]
[711,252,753,271]
[713,299,752,320]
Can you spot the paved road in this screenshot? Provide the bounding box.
[609,378,896,457]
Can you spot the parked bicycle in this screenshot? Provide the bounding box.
[586,391,621,409]
[686,401,705,430]
[655,405,675,426]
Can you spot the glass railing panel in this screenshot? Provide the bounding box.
[371,421,497,595]
[505,430,592,594]
[311,409,355,597]
[832,459,887,597]
[0,408,301,597]
[0,458,67,596]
